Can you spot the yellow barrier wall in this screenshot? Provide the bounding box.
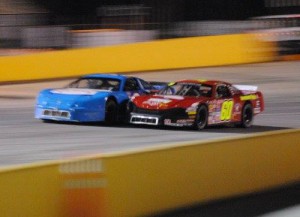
[0,34,275,83]
[0,162,63,217]
[1,129,299,217]
[102,129,300,217]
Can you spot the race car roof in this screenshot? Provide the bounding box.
[175,79,231,86]
[82,73,128,80]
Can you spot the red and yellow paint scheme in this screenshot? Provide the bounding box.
[128,79,264,130]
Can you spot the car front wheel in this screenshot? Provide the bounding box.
[194,105,208,130]
[105,100,117,125]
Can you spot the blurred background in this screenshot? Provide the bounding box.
[0,0,299,56]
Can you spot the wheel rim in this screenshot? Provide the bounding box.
[196,107,207,129]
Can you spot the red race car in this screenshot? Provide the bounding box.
[128,79,264,130]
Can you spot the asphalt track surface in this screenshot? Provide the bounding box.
[0,61,300,216]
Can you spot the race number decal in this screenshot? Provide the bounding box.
[221,100,233,121]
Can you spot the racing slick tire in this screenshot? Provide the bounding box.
[117,100,129,124]
[42,119,53,123]
[125,101,134,123]
[194,105,208,130]
[105,100,118,125]
[239,103,253,128]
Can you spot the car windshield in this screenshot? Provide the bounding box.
[157,83,212,97]
[68,78,121,91]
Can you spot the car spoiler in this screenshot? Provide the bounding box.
[233,85,258,92]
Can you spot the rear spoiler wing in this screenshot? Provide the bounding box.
[233,85,258,92]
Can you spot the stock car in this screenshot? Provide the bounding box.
[128,79,264,130]
[35,74,163,124]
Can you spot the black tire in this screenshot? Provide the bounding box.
[125,101,134,123]
[118,100,130,124]
[42,119,53,123]
[194,105,208,130]
[105,100,118,125]
[240,103,253,128]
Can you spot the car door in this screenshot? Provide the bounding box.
[215,84,234,123]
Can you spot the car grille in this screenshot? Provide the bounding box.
[130,114,159,125]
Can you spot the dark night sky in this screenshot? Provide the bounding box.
[184,0,266,20]
[36,0,140,15]
[35,0,266,20]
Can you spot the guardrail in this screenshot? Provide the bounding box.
[1,129,299,217]
[0,33,276,83]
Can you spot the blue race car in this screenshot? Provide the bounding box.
[35,74,162,124]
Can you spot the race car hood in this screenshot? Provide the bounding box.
[37,88,111,108]
[132,94,205,109]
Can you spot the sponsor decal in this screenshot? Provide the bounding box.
[240,94,257,101]
[209,114,221,123]
[213,99,223,112]
[209,104,215,112]
[234,103,241,112]
[143,98,171,106]
[232,111,241,119]
[208,116,213,124]
[164,119,171,124]
[177,119,187,124]
[177,119,194,124]
[164,119,193,126]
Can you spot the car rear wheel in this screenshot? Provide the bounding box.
[194,105,208,130]
[105,100,117,125]
[240,103,253,128]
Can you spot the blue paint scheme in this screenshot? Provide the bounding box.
[35,74,160,122]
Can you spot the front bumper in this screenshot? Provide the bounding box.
[35,106,104,122]
[130,113,160,125]
[129,109,194,127]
